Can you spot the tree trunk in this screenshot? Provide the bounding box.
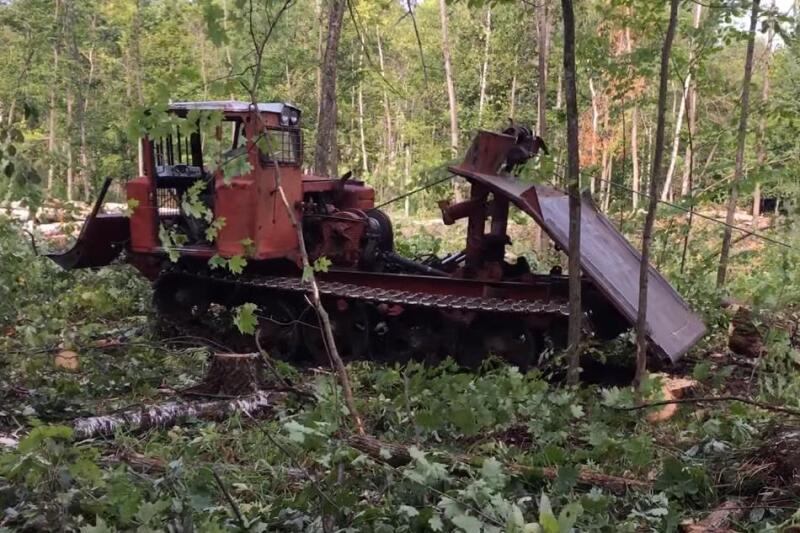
[753,0,774,225]
[477,8,491,126]
[80,28,96,201]
[404,143,411,217]
[556,72,562,110]
[661,72,690,200]
[561,0,581,386]
[131,0,144,105]
[314,0,346,177]
[66,91,74,202]
[187,353,267,396]
[625,26,640,211]
[509,51,518,119]
[536,0,550,139]
[634,0,680,392]
[72,391,281,440]
[603,153,613,212]
[717,0,760,288]
[631,106,640,210]
[357,51,368,175]
[47,45,59,193]
[376,29,394,172]
[588,77,599,194]
[438,0,460,200]
[680,3,703,198]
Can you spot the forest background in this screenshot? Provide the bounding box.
[4,0,800,531]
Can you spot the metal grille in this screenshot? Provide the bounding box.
[260,127,302,165]
[156,187,181,216]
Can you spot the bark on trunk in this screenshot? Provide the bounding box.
[626,26,640,210]
[314,0,346,177]
[47,46,59,192]
[438,0,460,200]
[717,0,760,288]
[631,106,640,209]
[634,0,680,392]
[509,51,518,120]
[661,72,690,200]
[72,391,282,440]
[187,353,267,396]
[404,143,411,216]
[376,29,394,171]
[477,8,491,126]
[680,3,703,198]
[753,1,774,225]
[561,0,582,385]
[536,0,550,139]
[357,50,368,175]
[588,77,599,194]
[66,91,74,202]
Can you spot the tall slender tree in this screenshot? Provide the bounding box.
[753,0,775,225]
[634,0,680,391]
[438,0,460,199]
[314,0,347,177]
[561,0,581,386]
[717,0,760,288]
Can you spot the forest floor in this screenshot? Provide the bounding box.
[2,207,800,532]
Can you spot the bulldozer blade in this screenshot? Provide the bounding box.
[450,131,706,362]
[46,178,130,270]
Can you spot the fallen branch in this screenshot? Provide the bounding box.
[346,434,651,494]
[212,468,248,530]
[72,390,283,440]
[616,395,800,418]
[680,500,743,533]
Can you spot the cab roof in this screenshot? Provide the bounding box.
[167,100,300,115]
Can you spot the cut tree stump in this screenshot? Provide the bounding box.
[647,375,698,423]
[185,352,267,397]
[727,305,764,358]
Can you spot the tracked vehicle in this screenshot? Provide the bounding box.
[47,100,705,368]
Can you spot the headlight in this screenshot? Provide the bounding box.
[280,106,291,126]
[290,108,300,125]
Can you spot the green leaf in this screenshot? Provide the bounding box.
[480,457,506,489]
[219,152,253,184]
[557,502,583,532]
[205,217,227,242]
[429,514,445,532]
[208,254,227,270]
[313,256,332,273]
[452,514,483,533]
[233,302,258,335]
[227,254,247,274]
[135,499,170,525]
[538,494,559,533]
[123,198,140,217]
[80,516,112,533]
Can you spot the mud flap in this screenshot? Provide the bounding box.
[46,178,130,269]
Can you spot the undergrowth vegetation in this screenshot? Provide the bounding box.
[2,214,800,531]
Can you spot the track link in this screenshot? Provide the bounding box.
[154,271,570,369]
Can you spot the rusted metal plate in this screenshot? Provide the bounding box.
[450,131,706,361]
[46,178,130,270]
[527,185,706,361]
